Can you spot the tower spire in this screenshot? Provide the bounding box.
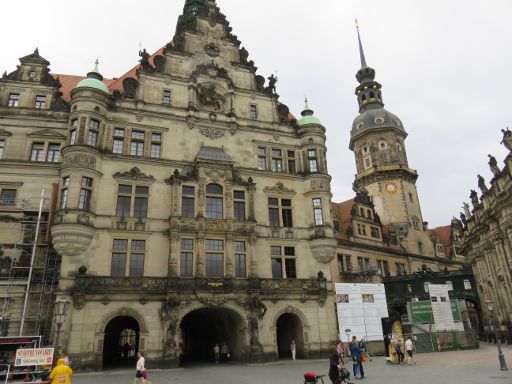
[355,19,367,68]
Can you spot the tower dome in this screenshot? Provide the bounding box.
[297,98,321,126]
[76,60,109,94]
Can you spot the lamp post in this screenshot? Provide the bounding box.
[53,298,71,365]
[485,299,508,371]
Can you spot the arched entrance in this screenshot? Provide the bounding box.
[276,313,304,359]
[103,316,140,368]
[180,308,244,364]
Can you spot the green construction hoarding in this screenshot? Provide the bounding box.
[408,300,462,324]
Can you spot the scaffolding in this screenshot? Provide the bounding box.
[0,193,60,344]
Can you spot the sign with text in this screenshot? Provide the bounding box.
[15,348,54,366]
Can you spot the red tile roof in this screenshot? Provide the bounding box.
[331,199,354,240]
[433,225,452,256]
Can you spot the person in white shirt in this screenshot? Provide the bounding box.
[290,340,296,360]
[134,351,145,384]
[405,338,415,366]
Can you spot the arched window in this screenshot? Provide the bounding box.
[205,184,223,219]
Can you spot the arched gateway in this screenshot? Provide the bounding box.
[180,307,245,364]
[276,312,304,359]
[103,315,140,368]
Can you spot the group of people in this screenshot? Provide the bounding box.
[328,337,370,384]
[392,337,415,366]
[213,342,230,363]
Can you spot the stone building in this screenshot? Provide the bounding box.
[461,132,512,343]
[0,0,338,369]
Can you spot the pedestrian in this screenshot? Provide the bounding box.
[394,340,404,365]
[329,346,346,384]
[133,351,145,384]
[291,340,296,360]
[405,337,415,366]
[61,352,72,367]
[49,358,73,384]
[220,342,230,362]
[336,340,345,363]
[359,338,371,362]
[350,337,365,379]
[213,344,220,364]
[123,343,130,359]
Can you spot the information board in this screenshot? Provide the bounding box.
[15,348,54,367]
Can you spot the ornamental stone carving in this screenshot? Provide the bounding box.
[62,153,96,170]
[309,238,337,264]
[263,182,296,195]
[310,179,330,191]
[113,167,155,182]
[198,296,225,307]
[197,83,225,111]
[51,224,95,257]
[199,127,224,140]
[205,168,226,182]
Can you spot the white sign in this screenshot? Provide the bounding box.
[15,348,54,366]
[335,283,389,341]
[429,284,456,331]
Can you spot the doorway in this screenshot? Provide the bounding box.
[103,315,140,368]
[276,312,304,359]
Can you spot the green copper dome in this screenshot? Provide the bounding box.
[297,98,321,126]
[75,60,109,94]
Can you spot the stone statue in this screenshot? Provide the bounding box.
[266,74,277,94]
[488,154,500,177]
[463,202,470,218]
[477,174,488,194]
[197,84,225,110]
[460,212,467,227]
[501,127,512,151]
[139,48,150,71]
[249,316,259,346]
[239,46,249,64]
[470,190,479,209]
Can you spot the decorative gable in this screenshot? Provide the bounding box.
[27,129,67,140]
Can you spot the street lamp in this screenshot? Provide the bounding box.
[485,299,508,371]
[53,298,71,365]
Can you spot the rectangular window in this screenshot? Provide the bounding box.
[383,260,390,277]
[70,130,77,145]
[249,104,258,119]
[233,191,246,221]
[268,198,293,228]
[0,189,16,205]
[8,93,20,107]
[363,156,372,169]
[463,279,472,290]
[181,186,195,218]
[87,130,98,146]
[116,184,132,217]
[357,224,367,236]
[34,95,46,109]
[78,177,93,210]
[370,226,380,238]
[357,257,364,272]
[60,177,70,209]
[180,238,194,277]
[129,240,145,276]
[30,143,45,162]
[134,186,149,218]
[163,90,172,105]
[271,149,283,172]
[268,198,280,227]
[281,199,293,228]
[257,146,267,170]
[112,128,125,154]
[312,198,323,226]
[205,239,224,277]
[46,144,61,162]
[111,253,127,277]
[337,254,344,273]
[234,241,246,278]
[89,119,100,130]
[151,133,161,158]
[271,246,296,279]
[345,255,352,272]
[0,140,5,159]
[205,197,223,219]
[130,131,145,156]
[308,149,318,172]
[364,257,371,271]
[396,263,406,276]
[287,150,296,174]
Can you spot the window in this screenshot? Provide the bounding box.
[464,279,472,290]
[377,260,390,277]
[70,130,77,145]
[308,149,318,172]
[180,238,194,277]
[130,131,145,156]
[333,219,340,232]
[409,192,414,203]
[381,153,389,164]
[34,95,46,109]
[445,281,453,291]
[111,239,145,277]
[396,263,406,276]
[257,147,267,170]
[29,71,36,79]
[367,209,372,219]
[370,226,380,238]
[359,207,365,217]
[268,198,293,228]
[162,90,172,105]
[30,143,45,162]
[0,140,4,159]
[78,176,93,210]
[287,150,296,174]
[0,189,16,205]
[271,149,283,172]
[357,224,367,236]
[113,128,125,154]
[418,241,424,254]
[205,184,223,219]
[249,104,258,119]
[271,246,296,278]
[46,144,61,162]
[181,186,195,218]
[205,239,224,277]
[357,257,366,272]
[150,133,161,159]
[363,156,372,169]
[362,145,369,154]
[337,254,344,273]
[8,93,20,107]
[60,177,70,209]
[345,255,352,272]
[116,184,149,218]
[234,241,246,278]
[424,282,430,293]
[87,120,99,146]
[412,217,420,230]
[233,191,246,221]
[379,141,387,150]
[312,198,323,226]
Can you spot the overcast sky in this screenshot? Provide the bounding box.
[1,0,510,228]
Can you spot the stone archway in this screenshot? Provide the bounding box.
[179,307,245,364]
[103,315,140,368]
[276,312,304,359]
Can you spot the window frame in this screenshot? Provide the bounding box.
[271,246,296,279]
[233,191,246,221]
[308,149,318,173]
[205,184,224,219]
[162,89,172,105]
[0,139,5,160]
[205,239,225,277]
[249,104,258,119]
[30,142,45,162]
[115,184,149,218]
[234,240,247,278]
[180,238,194,277]
[46,143,61,163]
[312,198,324,226]
[7,93,20,107]
[34,95,46,109]
[181,185,195,218]
[78,176,93,211]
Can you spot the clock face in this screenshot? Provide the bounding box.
[384,181,399,194]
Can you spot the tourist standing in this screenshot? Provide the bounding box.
[394,340,404,365]
[49,358,73,384]
[133,352,145,384]
[328,346,343,384]
[221,342,230,362]
[213,344,220,363]
[291,340,296,360]
[405,337,415,366]
[350,338,365,379]
[336,340,345,362]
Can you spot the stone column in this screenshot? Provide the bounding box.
[168,231,179,277]
[248,183,256,222]
[225,234,234,277]
[249,234,257,277]
[225,185,233,220]
[196,232,205,277]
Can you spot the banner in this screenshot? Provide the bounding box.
[15,348,54,366]
[429,284,456,331]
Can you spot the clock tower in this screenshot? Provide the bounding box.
[349,26,433,255]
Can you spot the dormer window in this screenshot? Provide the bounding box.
[8,93,20,107]
[162,90,172,105]
[35,95,46,109]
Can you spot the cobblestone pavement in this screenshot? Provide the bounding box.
[73,343,511,384]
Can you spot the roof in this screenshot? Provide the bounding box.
[54,74,115,102]
[196,146,232,162]
[76,77,110,94]
[331,198,354,240]
[433,225,452,256]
